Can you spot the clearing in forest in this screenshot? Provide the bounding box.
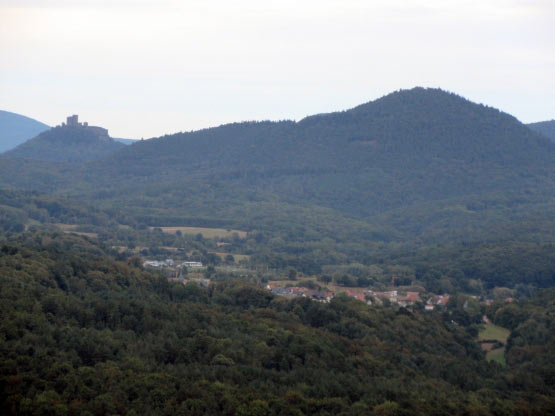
[51,224,98,238]
[479,323,510,343]
[213,252,251,262]
[151,226,247,239]
[479,323,510,365]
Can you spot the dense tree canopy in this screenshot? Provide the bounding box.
[1,89,555,414]
[3,125,124,163]
[0,231,554,415]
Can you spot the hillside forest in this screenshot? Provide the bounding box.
[0,88,554,414]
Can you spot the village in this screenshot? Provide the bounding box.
[143,258,211,286]
[144,256,514,311]
[265,284,453,310]
[145,257,460,310]
[143,259,204,269]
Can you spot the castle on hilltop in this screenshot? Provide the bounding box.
[66,114,84,127]
[60,114,109,138]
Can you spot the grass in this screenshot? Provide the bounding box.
[479,323,510,366]
[53,223,78,231]
[487,348,507,365]
[52,224,98,238]
[478,323,510,343]
[213,252,251,262]
[62,231,98,238]
[151,226,247,239]
[54,223,248,240]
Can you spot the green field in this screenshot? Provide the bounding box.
[213,252,251,262]
[487,347,507,365]
[62,231,98,238]
[151,226,247,239]
[53,223,79,231]
[479,323,510,343]
[52,224,98,238]
[479,323,510,366]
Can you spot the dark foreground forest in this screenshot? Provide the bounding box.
[1,232,553,415]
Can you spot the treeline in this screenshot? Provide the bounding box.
[1,231,554,415]
[3,125,124,163]
[3,189,555,294]
[0,189,127,231]
[488,290,555,393]
[375,240,555,291]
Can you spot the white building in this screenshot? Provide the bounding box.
[181,261,203,268]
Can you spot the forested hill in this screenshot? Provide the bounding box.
[110,88,553,177]
[1,230,553,415]
[3,125,125,163]
[0,88,554,243]
[84,88,555,216]
[528,119,555,142]
[0,110,49,153]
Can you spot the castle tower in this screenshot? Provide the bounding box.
[66,114,79,127]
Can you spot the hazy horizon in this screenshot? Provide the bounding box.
[1,0,554,138]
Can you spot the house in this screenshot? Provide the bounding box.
[371,291,397,302]
[427,295,450,307]
[143,260,162,267]
[268,286,335,302]
[143,259,177,268]
[181,261,203,268]
[270,287,297,299]
[438,295,450,306]
[312,291,334,303]
[406,291,421,302]
[345,289,365,302]
[397,291,421,306]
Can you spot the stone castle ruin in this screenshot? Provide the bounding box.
[61,114,109,140]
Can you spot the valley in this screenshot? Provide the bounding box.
[1,88,554,415]
[2,0,554,412]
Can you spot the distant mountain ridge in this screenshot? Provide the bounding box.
[91,88,553,215]
[0,110,49,153]
[528,119,555,142]
[113,137,137,145]
[0,87,554,246]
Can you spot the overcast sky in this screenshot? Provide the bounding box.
[1,0,554,138]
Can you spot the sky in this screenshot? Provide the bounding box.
[1,0,554,138]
